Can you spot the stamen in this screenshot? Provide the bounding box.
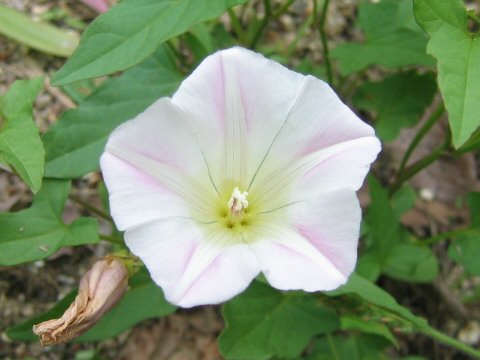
[228,187,249,216]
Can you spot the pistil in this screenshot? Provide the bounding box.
[228,187,249,217]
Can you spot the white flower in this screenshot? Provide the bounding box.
[100,47,381,307]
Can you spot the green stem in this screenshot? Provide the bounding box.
[422,228,480,245]
[326,333,341,360]
[165,40,188,75]
[250,0,272,49]
[68,194,113,223]
[389,131,450,195]
[272,0,296,18]
[369,301,480,357]
[315,0,333,84]
[419,326,480,358]
[228,8,247,45]
[286,11,314,57]
[99,234,124,245]
[397,103,445,176]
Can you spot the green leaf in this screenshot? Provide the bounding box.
[356,251,382,282]
[327,274,428,329]
[449,234,480,275]
[354,71,437,141]
[7,270,176,342]
[0,5,78,57]
[365,176,402,262]
[328,274,480,358]
[0,77,45,193]
[218,282,339,360]
[304,334,390,360]
[364,178,438,283]
[340,315,398,346]
[0,179,98,266]
[331,0,434,75]
[184,23,216,64]
[384,243,439,283]
[52,0,249,85]
[414,0,480,147]
[391,186,416,218]
[44,47,182,179]
[448,193,480,275]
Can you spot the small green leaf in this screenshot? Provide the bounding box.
[7,270,176,342]
[414,0,480,147]
[44,47,182,179]
[449,234,480,275]
[305,334,391,360]
[0,5,78,57]
[0,179,98,266]
[341,315,398,346]
[0,77,45,193]
[391,186,417,218]
[328,274,428,329]
[52,0,249,85]
[384,243,439,283]
[331,0,434,75]
[354,71,437,141]
[185,23,216,63]
[366,176,402,262]
[448,193,480,275]
[218,282,339,360]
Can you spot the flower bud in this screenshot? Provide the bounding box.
[33,256,128,345]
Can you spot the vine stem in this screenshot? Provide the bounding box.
[228,8,248,45]
[418,325,480,358]
[99,234,124,245]
[314,0,333,84]
[389,130,450,195]
[250,0,272,49]
[422,228,480,245]
[68,193,113,223]
[250,0,297,48]
[397,103,445,176]
[272,0,296,18]
[326,333,341,360]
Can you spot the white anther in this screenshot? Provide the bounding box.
[228,187,249,215]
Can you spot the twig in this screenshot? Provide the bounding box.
[397,103,445,176]
[68,193,113,223]
[99,233,124,245]
[314,0,333,84]
[250,0,272,49]
[389,130,450,195]
[433,278,469,321]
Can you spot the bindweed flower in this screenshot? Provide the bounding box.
[33,256,128,345]
[100,47,381,308]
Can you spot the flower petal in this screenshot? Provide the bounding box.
[100,153,191,231]
[101,98,218,229]
[289,189,361,277]
[125,219,260,307]
[251,190,361,291]
[252,136,380,211]
[172,47,308,187]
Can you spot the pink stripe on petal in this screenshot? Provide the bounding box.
[173,243,260,307]
[296,225,353,276]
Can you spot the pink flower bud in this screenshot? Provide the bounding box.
[33,256,128,345]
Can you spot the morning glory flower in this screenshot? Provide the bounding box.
[100,47,381,307]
